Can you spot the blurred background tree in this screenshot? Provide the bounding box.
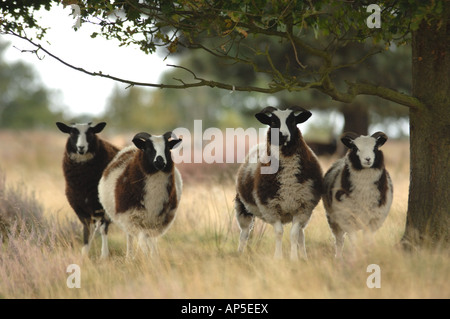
[103,35,410,141]
[0,40,62,129]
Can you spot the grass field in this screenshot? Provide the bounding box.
[0,129,448,299]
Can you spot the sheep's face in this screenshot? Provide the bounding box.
[255,106,311,147]
[341,132,387,169]
[56,122,106,155]
[132,132,182,173]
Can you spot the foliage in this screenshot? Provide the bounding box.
[160,34,411,133]
[0,40,62,129]
[0,168,45,238]
[1,0,444,107]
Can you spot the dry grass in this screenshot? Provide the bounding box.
[0,130,448,299]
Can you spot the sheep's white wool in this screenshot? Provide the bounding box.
[99,145,135,216]
[352,136,377,168]
[150,135,167,164]
[325,158,393,233]
[272,109,292,142]
[73,124,90,153]
[98,142,182,257]
[323,133,393,258]
[235,108,322,261]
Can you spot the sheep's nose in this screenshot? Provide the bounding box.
[154,156,165,170]
[78,146,85,154]
[365,157,371,162]
[278,134,288,145]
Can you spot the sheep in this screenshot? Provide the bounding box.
[56,121,119,258]
[235,106,323,261]
[98,131,182,258]
[322,131,393,258]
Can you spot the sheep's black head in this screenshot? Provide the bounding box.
[132,131,182,173]
[56,122,106,156]
[341,131,387,169]
[255,106,312,147]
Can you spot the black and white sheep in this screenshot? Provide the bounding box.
[56,122,119,258]
[235,106,323,260]
[98,131,182,257]
[322,132,393,258]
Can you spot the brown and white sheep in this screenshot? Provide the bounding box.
[235,106,323,260]
[56,121,119,258]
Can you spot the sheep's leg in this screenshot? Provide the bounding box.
[273,221,284,259]
[344,232,360,262]
[235,196,254,253]
[93,211,110,259]
[137,232,149,256]
[98,220,109,259]
[334,231,345,259]
[290,215,309,261]
[126,233,134,259]
[329,221,345,259]
[297,227,307,260]
[290,220,300,261]
[147,237,159,257]
[81,221,95,257]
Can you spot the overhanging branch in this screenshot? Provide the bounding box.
[4,30,423,109]
[321,75,423,109]
[6,30,284,93]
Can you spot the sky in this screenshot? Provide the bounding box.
[3,4,173,118]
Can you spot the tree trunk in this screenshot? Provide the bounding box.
[342,103,369,135]
[402,10,450,247]
[336,103,369,156]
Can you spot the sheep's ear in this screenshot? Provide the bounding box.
[132,132,151,150]
[255,106,277,125]
[169,138,182,150]
[372,131,388,148]
[164,131,182,149]
[56,122,71,134]
[289,106,312,124]
[91,122,107,134]
[341,132,359,149]
[294,110,312,124]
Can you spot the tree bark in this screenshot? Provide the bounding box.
[336,103,370,156]
[402,9,450,247]
[342,103,369,136]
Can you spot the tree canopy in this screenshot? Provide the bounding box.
[1,1,443,107]
[0,39,61,129]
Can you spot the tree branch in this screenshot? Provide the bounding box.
[5,30,284,94]
[320,75,424,109]
[5,30,423,109]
